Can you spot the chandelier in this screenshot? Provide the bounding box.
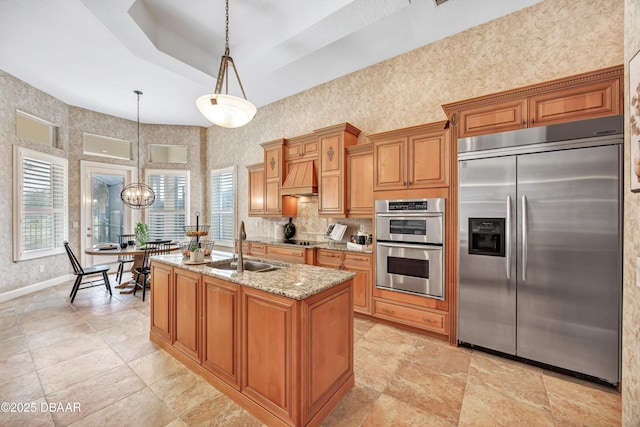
[121,90,156,209]
[196,0,256,128]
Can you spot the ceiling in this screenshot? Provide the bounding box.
[0,0,542,127]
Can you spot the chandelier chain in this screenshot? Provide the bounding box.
[136,90,141,182]
[224,0,229,51]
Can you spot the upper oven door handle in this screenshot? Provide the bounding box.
[376,213,442,218]
[376,241,443,250]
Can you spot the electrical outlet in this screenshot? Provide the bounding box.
[39,265,44,273]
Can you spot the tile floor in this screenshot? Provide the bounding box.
[0,274,621,426]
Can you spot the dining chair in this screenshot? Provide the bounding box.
[133,243,170,301]
[115,234,135,284]
[63,241,112,303]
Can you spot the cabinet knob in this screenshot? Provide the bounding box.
[402,181,406,186]
[531,119,535,125]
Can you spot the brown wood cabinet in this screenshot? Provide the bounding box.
[247,163,265,216]
[261,139,297,217]
[315,123,361,217]
[266,244,315,265]
[373,299,447,335]
[285,133,318,160]
[346,143,373,218]
[443,65,623,138]
[316,249,372,315]
[149,261,354,427]
[369,121,450,192]
[173,267,201,363]
[203,276,240,388]
[150,262,173,343]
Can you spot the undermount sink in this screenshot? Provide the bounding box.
[208,260,283,272]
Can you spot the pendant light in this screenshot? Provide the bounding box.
[196,0,256,128]
[121,90,156,209]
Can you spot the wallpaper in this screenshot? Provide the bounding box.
[624,0,640,424]
[0,0,635,421]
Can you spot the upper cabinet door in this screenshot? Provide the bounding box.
[458,99,527,138]
[408,130,449,189]
[373,137,406,191]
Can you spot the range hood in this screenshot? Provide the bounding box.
[280,160,318,196]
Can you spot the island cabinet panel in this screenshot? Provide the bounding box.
[202,276,240,388]
[150,262,173,343]
[302,284,352,420]
[173,267,201,363]
[242,288,297,422]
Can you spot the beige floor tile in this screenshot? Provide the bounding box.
[179,393,262,427]
[30,333,109,370]
[108,332,159,363]
[0,335,29,360]
[354,339,401,392]
[12,295,69,315]
[68,387,176,427]
[404,338,472,382]
[46,365,146,426]
[21,312,86,335]
[0,322,24,342]
[37,347,124,395]
[128,349,190,386]
[359,323,417,358]
[149,369,221,416]
[544,372,621,427]
[467,350,549,409]
[320,384,380,427]
[17,304,77,324]
[0,371,46,402]
[362,393,456,427]
[458,382,555,427]
[26,323,95,351]
[83,305,146,332]
[73,299,129,315]
[97,317,150,348]
[386,359,466,425]
[0,402,54,427]
[0,351,36,383]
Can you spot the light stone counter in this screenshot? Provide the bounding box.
[243,237,373,254]
[152,251,355,300]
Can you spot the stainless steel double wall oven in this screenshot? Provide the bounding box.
[375,198,445,300]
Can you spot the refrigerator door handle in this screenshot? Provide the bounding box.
[522,195,528,281]
[506,195,511,280]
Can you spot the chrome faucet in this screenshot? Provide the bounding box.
[237,220,246,273]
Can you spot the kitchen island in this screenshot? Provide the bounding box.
[149,252,355,427]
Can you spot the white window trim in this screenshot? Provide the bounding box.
[210,166,236,248]
[13,145,68,261]
[146,168,191,241]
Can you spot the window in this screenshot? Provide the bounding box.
[13,146,68,261]
[16,110,58,147]
[146,169,189,242]
[149,145,188,164]
[210,166,236,247]
[83,133,132,160]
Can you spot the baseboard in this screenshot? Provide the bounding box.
[0,274,74,303]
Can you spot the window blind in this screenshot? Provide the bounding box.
[14,146,68,261]
[147,172,188,241]
[210,167,235,246]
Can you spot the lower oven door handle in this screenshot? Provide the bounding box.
[375,213,442,218]
[376,241,443,250]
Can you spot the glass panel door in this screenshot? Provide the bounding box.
[81,161,136,266]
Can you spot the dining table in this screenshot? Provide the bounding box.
[84,242,181,294]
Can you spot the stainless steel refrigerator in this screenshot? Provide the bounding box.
[458,115,622,385]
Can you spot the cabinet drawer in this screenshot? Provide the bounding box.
[374,300,446,334]
[266,245,306,263]
[249,243,266,257]
[316,249,343,267]
[343,253,371,268]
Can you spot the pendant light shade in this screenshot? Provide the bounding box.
[121,90,155,209]
[196,0,256,128]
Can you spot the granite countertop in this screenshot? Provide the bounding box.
[244,237,373,254]
[152,251,355,300]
